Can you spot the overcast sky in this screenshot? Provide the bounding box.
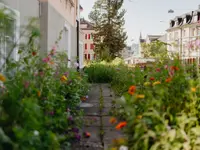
[80,0,200,45]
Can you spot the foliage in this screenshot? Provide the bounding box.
[0,10,89,149]
[89,0,127,60]
[108,58,200,149]
[141,40,169,62]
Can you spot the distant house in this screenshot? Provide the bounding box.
[0,0,84,68]
[145,35,163,43]
[80,18,95,61]
[166,4,200,64]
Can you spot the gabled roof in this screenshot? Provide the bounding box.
[80,18,94,30]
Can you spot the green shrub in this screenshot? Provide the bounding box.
[0,11,89,149]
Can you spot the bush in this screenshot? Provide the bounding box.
[110,59,200,149]
[0,13,89,149]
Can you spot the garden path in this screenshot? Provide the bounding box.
[72,84,124,150]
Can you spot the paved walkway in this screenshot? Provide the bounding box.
[72,84,123,150]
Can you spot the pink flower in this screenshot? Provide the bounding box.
[164,65,168,69]
[74,62,79,67]
[34,72,38,76]
[196,40,200,48]
[187,42,194,49]
[50,46,56,56]
[42,56,51,63]
[24,81,30,89]
[39,71,44,77]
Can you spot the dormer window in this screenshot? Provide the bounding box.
[198,12,200,21]
[177,18,183,26]
[170,20,175,27]
[186,15,192,24]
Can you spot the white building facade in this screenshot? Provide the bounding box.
[167,5,200,63]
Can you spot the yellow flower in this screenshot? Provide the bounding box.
[111,147,117,150]
[37,91,41,97]
[60,75,67,82]
[0,74,6,82]
[116,138,126,144]
[191,87,196,92]
[137,115,143,119]
[144,82,151,86]
[153,81,161,86]
[136,94,145,99]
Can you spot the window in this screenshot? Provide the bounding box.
[85,44,87,49]
[88,34,90,39]
[85,34,87,39]
[183,30,186,37]
[85,54,87,60]
[174,32,179,39]
[0,3,19,69]
[191,28,196,36]
[90,44,94,49]
[198,28,200,36]
[88,54,90,60]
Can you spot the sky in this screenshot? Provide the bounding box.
[80,0,200,45]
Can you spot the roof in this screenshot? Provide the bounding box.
[80,18,94,30]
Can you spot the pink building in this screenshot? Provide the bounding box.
[80,18,95,61]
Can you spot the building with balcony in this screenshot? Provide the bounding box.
[80,18,95,61]
[0,0,84,68]
[166,4,200,63]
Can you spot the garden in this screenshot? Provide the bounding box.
[2,6,200,150]
[85,57,200,150]
[0,9,89,150]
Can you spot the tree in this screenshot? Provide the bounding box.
[141,40,169,61]
[89,0,127,60]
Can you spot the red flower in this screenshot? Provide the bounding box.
[150,77,155,81]
[156,68,161,72]
[32,51,37,56]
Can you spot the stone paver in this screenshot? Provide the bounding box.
[73,84,124,150]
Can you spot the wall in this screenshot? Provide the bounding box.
[3,0,39,26]
[48,0,77,27]
[82,29,95,60]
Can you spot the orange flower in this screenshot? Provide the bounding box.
[171,66,179,71]
[109,117,117,124]
[60,75,67,82]
[128,85,136,95]
[116,121,127,130]
[49,61,54,65]
[81,97,86,101]
[37,91,41,97]
[191,87,196,92]
[165,77,172,83]
[0,74,6,82]
[84,132,91,138]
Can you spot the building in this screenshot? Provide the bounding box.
[166,4,200,63]
[145,35,163,43]
[80,18,95,61]
[121,46,131,59]
[0,0,84,68]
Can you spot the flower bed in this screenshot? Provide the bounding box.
[85,58,200,150]
[0,21,89,149]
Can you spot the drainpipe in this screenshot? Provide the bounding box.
[76,19,79,71]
